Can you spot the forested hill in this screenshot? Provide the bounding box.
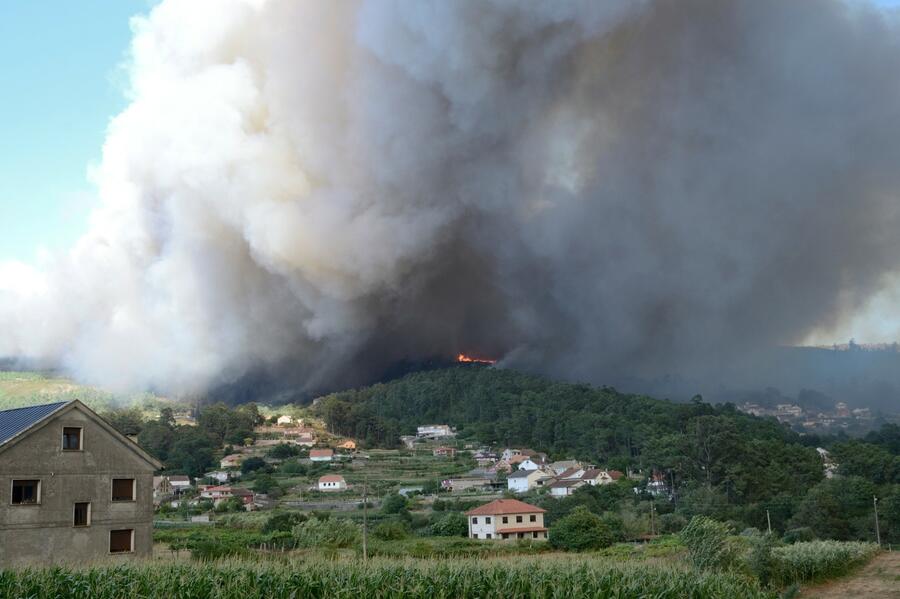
[316,365,833,504]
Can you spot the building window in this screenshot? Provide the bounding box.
[112,478,135,501]
[502,516,508,524]
[73,502,91,526]
[532,531,538,539]
[486,533,492,539]
[485,517,491,524]
[529,514,536,522]
[516,515,523,523]
[109,529,134,553]
[11,480,40,505]
[62,427,83,451]
[518,532,524,539]
[472,517,478,524]
[502,533,508,539]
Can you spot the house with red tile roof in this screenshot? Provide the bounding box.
[317,474,347,491]
[465,499,548,541]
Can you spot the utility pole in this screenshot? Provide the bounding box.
[649,502,656,536]
[874,496,881,547]
[766,510,772,534]
[362,473,368,561]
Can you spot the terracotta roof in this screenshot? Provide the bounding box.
[581,469,605,480]
[496,527,548,534]
[558,467,583,479]
[310,449,334,457]
[319,474,345,483]
[609,470,625,480]
[465,499,545,516]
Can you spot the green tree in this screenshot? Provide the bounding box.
[429,511,468,537]
[549,506,614,551]
[790,477,876,540]
[241,457,268,474]
[381,493,408,515]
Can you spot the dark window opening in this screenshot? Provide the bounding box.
[516,515,523,523]
[517,532,524,539]
[486,533,492,539]
[112,479,135,501]
[74,502,90,526]
[485,517,491,524]
[529,514,536,522]
[11,480,39,504]
[62,427,82,451]
[502,516,508,524]
[532,531,538,539]
[109,529,133,553]
[472,517,478,524]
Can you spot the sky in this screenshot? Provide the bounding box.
[1,0,899,266]
[0,1,155,263]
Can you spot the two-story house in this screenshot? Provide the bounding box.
[0,400,161,566]
[466,499,548,541]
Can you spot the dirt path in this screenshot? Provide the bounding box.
[798,551,900,599]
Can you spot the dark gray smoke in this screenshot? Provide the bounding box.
[2,0,900,397]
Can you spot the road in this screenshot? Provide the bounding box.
[798,551,900,599]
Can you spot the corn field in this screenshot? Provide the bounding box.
[0,556,775,599]
[771,540,879,585]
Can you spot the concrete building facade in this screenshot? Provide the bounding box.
[466,499,548,541]
[0,400,161,567]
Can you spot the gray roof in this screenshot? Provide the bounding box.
[508,469,534,478]
[0,401,69,446]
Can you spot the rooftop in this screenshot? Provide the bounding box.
[466,499,545,516]
[319,474,345,483]
[0,401,68,447]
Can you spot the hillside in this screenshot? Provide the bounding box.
[0,370,170,414]
[316,366,825,503]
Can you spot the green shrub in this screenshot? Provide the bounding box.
[293,517,361,548]
[429,511,468,537]
[680,516,734,571]
[373,520,411,541]
[549,506,614,551]
[782,527,815,544]
[262,511,308,534]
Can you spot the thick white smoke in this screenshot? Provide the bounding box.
[3,0,900,396]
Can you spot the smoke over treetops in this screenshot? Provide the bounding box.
[3,0,900,397]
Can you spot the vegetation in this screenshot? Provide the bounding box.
[0,557,777,599]
[769,540,879,586]
[548,505,614,551]
[680,516,736,571]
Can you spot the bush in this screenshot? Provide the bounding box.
[742,532,779,587]
[659,513,687,534]
[381,493,409,515]
[262,511,308,534]
[549,506,614,551]
[430,512,468,537]
[280,459,306,475]
[268,443,301,460]
[241,457,268,474]
[372,520,411,541]
[293,517,360,548]
[680,516,734,571]
[782,527,815,544]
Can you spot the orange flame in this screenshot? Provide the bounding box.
[457,353,497,365]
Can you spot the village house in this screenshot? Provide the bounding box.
[309,448,334,462]
[549,460,582,475]
[433,446,457,458]
[336,440,356,450]
[507,468,552,493]
[276,415,293,426]
[317,474,347,491]
[441,476,494,492]
[549,479,586,497]
[199,485,254,508]
[219,454,243,469]
[204,470,238,484]
[416,424,455,439]
[466,499,548,541]
[167,475,192,493]
[0,400,162,566]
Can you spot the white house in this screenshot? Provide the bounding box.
[416,424,454,438]
[204,470,237,484]
[167,475,192,493]
[507,468,551,493]
[276,415,293,426]
[517,458,542,471]
[309,448,334,462]
[549,479,586,497]
[220,454,243,469]
[318,474,347,491]
[467,499,548,541]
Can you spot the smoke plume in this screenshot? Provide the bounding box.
[3,0,900,397]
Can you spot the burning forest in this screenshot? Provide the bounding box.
[3,0,900,400]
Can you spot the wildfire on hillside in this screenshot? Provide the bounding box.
[457,353,497,365]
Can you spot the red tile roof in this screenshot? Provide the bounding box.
[318,474,345,483]
[465,499,545,516]
[609,470,625,480]
[310,449,334,457]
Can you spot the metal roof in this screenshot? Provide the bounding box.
[0,401,69,447]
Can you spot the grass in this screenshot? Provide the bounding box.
[0,370,167,413]
[0,555,776,599]
[771,541,880,585]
